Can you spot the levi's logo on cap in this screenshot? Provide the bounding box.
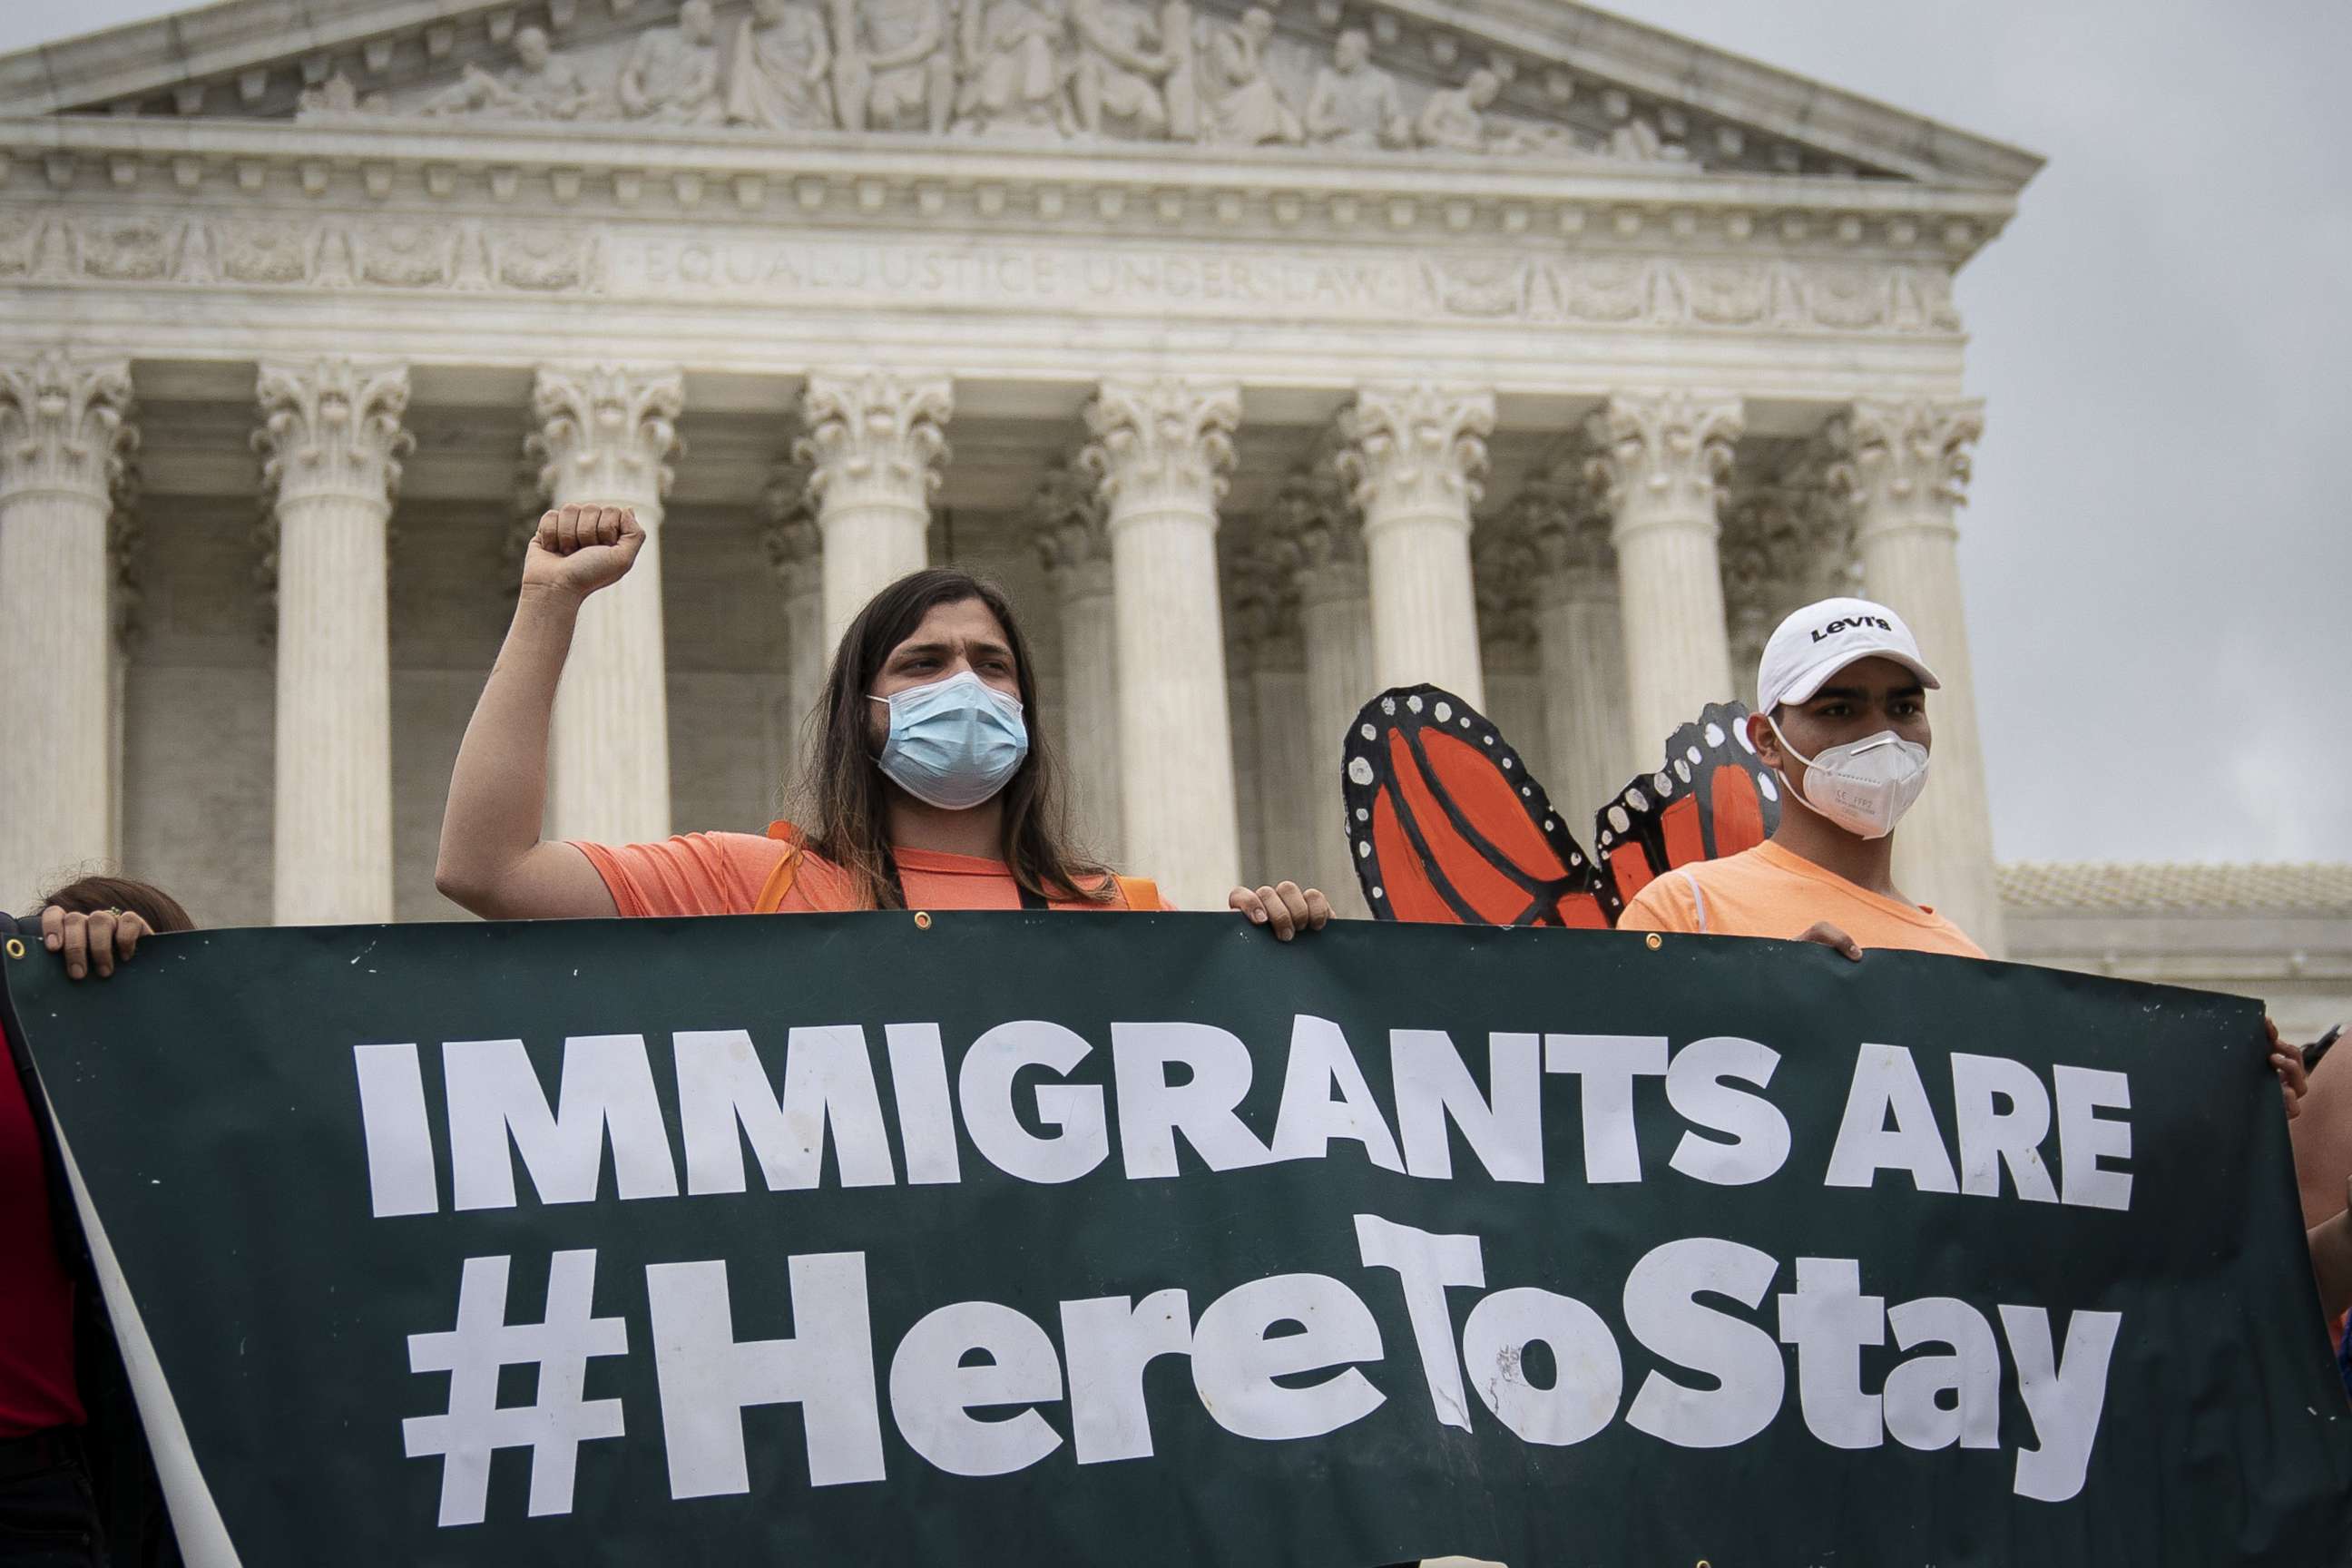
[1755,595,1939,714]
[1810,614,1894,642]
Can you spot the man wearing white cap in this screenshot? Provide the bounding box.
[1618,596,1985,956]
[1620,594,2308,1109]
[1620,590,2319,1318]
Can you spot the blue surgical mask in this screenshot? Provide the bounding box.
[868,671,1030,810]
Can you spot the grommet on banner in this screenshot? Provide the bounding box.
[1644,933,1662,951]
[912,911,933,931]
[4,938,22,960]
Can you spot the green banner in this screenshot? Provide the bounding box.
[6,914,2348,1566]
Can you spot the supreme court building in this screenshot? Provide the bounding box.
[0,0,2344,1028]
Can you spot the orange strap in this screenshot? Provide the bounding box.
[752,821,805,916]
[1112,876,1161,912]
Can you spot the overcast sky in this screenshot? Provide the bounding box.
[5,0,2346,865]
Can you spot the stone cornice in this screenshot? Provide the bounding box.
[0,113,2022,261]
[0,0,2042,196]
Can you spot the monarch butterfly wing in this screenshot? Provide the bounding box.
[1591,701,1785,918]
[1340,685,1608,927]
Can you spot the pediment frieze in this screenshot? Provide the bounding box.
[0,0,2041,192]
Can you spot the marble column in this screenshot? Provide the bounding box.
[106,488,142,868]
[1837,397,2006,954]
[0,352,135,908]
[1474,530,1552,788]
[1273,468,1375,917]
[254,358,411,925]
[1514,479,1633,819]
[1720,457,1863,707]
[797,372,952,647]
[1228,543,1316,893]
[1082,377,1243,909]
[1033,460,1122,863]
[1586,390,1744,760]
[1338,384,1494,706]
[761,463,827,752]
[529,364,684,847]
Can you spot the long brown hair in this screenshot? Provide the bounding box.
[798,568,1112,910]
[38,874,196,933]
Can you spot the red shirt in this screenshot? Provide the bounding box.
[0,1017,83,1435]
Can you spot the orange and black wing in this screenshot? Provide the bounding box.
[1341,685,1610,927]
[1592,700,1782,917]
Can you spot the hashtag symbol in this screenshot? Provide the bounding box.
[401,1250,628,1527]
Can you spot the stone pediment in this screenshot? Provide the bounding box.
[0,0,2040,191]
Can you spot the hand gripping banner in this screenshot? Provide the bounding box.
[5,914,2348,1566]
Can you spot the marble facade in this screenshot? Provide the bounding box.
[1,0,2055,944]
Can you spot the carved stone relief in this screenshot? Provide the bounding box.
[24,210,1964,339]
[616,0,725,123]
[296,0,1700,167]
[416,26,593,121]
[725,0,836,131]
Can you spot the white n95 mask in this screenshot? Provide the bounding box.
[1766,718,1930,840]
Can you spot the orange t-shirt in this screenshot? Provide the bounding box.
[572,831,1171,917]
[1616,839,1985,958]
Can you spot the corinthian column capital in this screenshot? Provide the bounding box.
[1827,396,1984,538]
[1511,475,1614,582]
[254,358,413,508]
[1080,377,1241,521]
[1475,528,1538,660]
[1583,390,1743,539]
[529,364,685,507]
[1033,456,1112,597]
[1335,383,1494,533]
[0,351,137,506]
[760,460,821,596]
[1227,536,1305,667]
[1267,465,1366,601]
[795,371,954,509]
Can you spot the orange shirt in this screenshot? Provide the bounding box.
[573,831,1171,917]
[1616,839,1985,958]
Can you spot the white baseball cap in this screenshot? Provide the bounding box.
[1755,596,1941,713]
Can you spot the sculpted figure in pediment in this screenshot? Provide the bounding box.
[1304,27,1407,150]
[831,0,956,133]
[1068,0,1196,140]
[1199,7,1301,146]
[724,0,836,131]
[955,0,1072,135]
[1607,116,1688,163]
[1416,67,1499,152]
[297,73,387,117]
[618,0,723,123]
[416,26,592,121]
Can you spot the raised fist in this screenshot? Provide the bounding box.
[523,504,645,599]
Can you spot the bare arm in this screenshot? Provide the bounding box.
[434,505,639,920]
